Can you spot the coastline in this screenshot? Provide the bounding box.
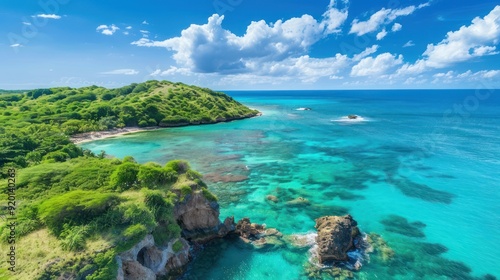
[70,112,263,144]
[70,127,159,144]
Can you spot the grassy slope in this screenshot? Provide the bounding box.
[0,157,206,279]
[0,80,258,133]
[0,81,247,279]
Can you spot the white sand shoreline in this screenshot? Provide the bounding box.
[70,127,159,144]
[70,112,263,145]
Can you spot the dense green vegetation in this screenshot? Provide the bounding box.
[0,81,254,279]
[0,80,258,174]
[0,155,208,279]
[0,80,257,134]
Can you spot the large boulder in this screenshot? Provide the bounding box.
[174,192,220,231]
[315,214,360,263]
[174,192,234,243]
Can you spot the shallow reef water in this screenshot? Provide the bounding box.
[82,90,500,279]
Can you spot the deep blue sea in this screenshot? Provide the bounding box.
[82,90,500,279]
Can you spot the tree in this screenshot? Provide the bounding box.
[109,162,139,191]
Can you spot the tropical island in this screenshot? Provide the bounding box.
[0,81,263,279]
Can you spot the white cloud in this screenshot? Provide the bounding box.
[22,22,32,26]
[458,69,500,80]
[403,40,415,47]
[432,71,455,83]
[349,2,428,36]
[10,43,23,48]
[132,1,349,74]
[33,14,61,19]
[96,24,120,35]
[353,45,379,61]
[126,26,132,30]
[100,69,139,75]
[392,23,402,32]
[142,20,149,25]
[140,30,150,38]
[376,29,387,40]
[351,53,403,77]
[321,0,350,35]
[399,5,500,74]
[123,31,130,35]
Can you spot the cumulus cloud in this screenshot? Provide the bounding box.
[100,69,139,75]
[392,23,402,32]
[96,24,120,35]
[10,43,23,48]
[399,5,500,75]
[349,2,428,36]
[351,53,403,77]
[33,14,61,19]
[22,22,32,26]
[132,1,349,74]
[142,20,149,25]
[376,29,387,40]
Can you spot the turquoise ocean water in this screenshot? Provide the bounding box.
[81,90,499,279]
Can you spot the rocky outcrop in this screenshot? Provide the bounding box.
[122,260,156,280]
[174,192,235,243]
[116,235,190,280]
[315,215,360,263]
[233,218,285,250]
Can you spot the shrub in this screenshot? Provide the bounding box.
[86,251,118,280]
[202,187,218,202]
[180,185,192,196]
[60,225,89,251]
[138,163,167,188]
[109,162,139,191]
[38,190,120,235]
[172,240,183,253]
[120,203,156,230]
[186,169,202,180]
[165,160,190,174]
[43,151,70,162]
[117,224,148,252]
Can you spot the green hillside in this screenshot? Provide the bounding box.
[0,81,254,279]
[0,80,258,171]
[0,156,207,279]
[0,80,258,133]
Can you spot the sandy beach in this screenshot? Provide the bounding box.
[70,127,159,144]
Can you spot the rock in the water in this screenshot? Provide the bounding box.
[233,218,285,250]
[286,197,311,207]
[315,214,360,263]
[175,192,220,231]
[174,192,234,243]
[234,218,265,239]
[266,195,279,203]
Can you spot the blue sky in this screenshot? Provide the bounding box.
[1,0,499,90]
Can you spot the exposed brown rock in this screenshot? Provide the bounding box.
[266,195,279,203]
[122,260,156,280]
[233,218,285,250]
[175,192,220,231]
[315,214,360,263]
[174,191,235,243]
